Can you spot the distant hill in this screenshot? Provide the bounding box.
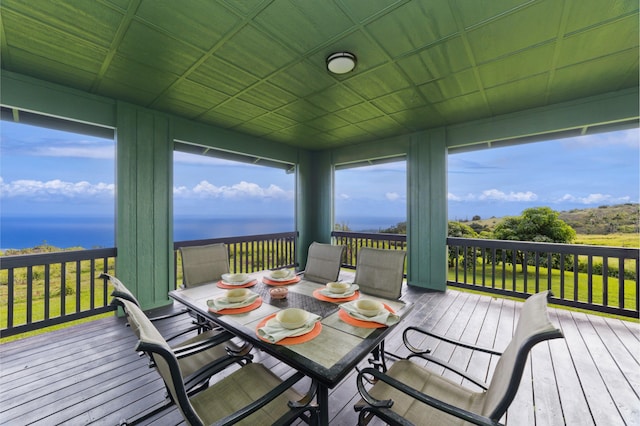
[558,204,639,234]
[462,204,639,235]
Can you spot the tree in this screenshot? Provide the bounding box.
[493,207,576,269]
[493,206,576,243]
[447,221,478,268]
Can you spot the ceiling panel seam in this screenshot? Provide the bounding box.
[544,0,572,104]
[148,1,274,109]
[90,0,141,93]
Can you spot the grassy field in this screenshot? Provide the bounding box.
[575,233,639,248]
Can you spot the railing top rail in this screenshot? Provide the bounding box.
[0,247,117,268]
[174,232,297,250]
[331,231,407,242]
[447,237,639,258]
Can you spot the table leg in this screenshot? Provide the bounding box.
[317,383,329,425]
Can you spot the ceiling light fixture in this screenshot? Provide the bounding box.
[326,52,357,74]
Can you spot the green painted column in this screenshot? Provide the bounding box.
[116,102,174,309]
[407,129,448,291]
[296,150,334,269]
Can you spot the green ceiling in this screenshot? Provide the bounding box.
[1,0,638,149]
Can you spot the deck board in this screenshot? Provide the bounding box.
[1,288,638,425]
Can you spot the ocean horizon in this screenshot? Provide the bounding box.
[0,215,405,250]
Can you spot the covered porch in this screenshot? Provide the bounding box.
[1,0,638,312]
[1,286,638,425]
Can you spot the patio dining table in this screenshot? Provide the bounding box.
[168,269,411,425]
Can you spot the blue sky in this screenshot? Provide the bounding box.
[1,120,638,224]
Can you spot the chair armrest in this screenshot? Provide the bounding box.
[403,326,503,356]
[402,326,498,389]
[357,367,501,426]
[148,308,190,322]
[173,331,235,359]
[183,355,247,393]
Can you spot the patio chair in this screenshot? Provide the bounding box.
[301,242,346,283]
[354,291,564,426]
[119,296,318,426]
[352,247,406,373]
[115,297,254,425]
[353,247,406,300]
[180,243,230,288]
[102,272,205,340]
[179,243,233,332]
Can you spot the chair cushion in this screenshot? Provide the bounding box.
[303,242,346,283]
[191,363,304,425]
[354,248,406,299]
[173,329,235,378]
[361,360,486,426]
[180,243,230,287]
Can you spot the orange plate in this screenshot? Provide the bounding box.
[262,275,301,286]
[217,279,257,289]
[338,304,395,328]
[256,313,322,345]
[312,288,359,302]
[210,296,262,315]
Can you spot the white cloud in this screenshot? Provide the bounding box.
[557,193,632,204]
[385,192,400,201]
[338,193,350,200]
[0,177,114,198]
[176,180,293,200]
[479,189,537,201]
[448,189,538,202]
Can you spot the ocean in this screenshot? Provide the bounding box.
[0,215,404,250]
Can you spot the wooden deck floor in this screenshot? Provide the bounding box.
[1,288,638,425]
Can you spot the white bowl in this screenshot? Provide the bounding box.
[276,308,309,329]
[355,299,384,317]
[226,288,250,303]
[326,281,350,294]
[222,273,249,283]
[270,269,291,279]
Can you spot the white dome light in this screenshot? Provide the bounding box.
[326,52,357,74]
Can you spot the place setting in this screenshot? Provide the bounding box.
[256,308,322,345]
[206,288,262,314]
[338,299,400,328]
[262,268,301,286]
[313,281,360,302]
[217,273,258,289]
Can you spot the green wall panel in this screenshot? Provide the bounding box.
[116,102,173,309]
[407,130,448,291]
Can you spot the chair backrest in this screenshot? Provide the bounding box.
[482,291,564,420]
[353,247,406,299]
[303,242,346,283]
[180,243,230,287]
[116,297,205,426]
[102,272,140,306]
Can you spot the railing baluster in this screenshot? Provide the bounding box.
[75,260,82,313]
[27,266,33,325]
[603,256,609,307]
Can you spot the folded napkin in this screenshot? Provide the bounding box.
[257,313,321,343]
[207,292,259,312]
[319,284,359,298]
[340,300,400,326]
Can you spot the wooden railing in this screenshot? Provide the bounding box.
[0,248,117,338]
[0,232,297,338]
[2,230,636,337]
[331,231,407,275]
[447,237,639,318]
[173,232,297,286]
[332,231,639,318]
